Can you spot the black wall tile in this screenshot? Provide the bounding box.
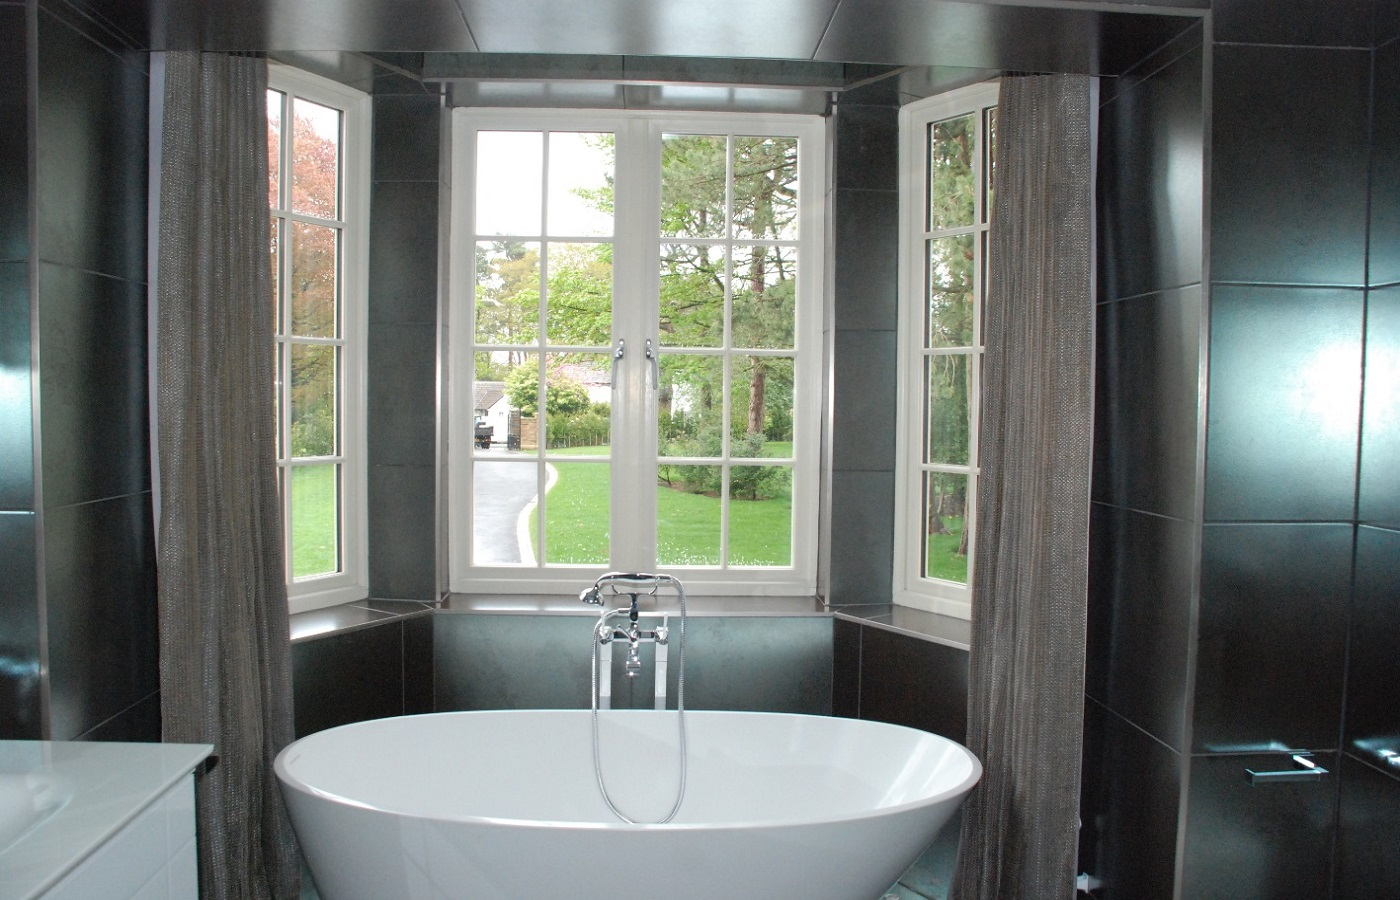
[368,180,440,325]
[403,611,434,714]
[1210,45,1370,287]
[35,12,146,283]
[1336,755,1400,898]
[0,511,41,739]
[834,103,897,192]
[832,616,861,718]
[1371,39,1400,286]
[1097,39,1203,302]
[826,470,894,603]
[1344,526,1400,765]
[831,328,896,472]
[1359,287,1400,526]
[833,187,898,332]
[669,616,832,715]
[0,4,27,265]
[0,263,34,510]
[434,613,596,711]
[43,492,158,741]
[367,323,437,467]
[77,691,160,742]
[1181,751,1339,900]
[37,264,149,508]
[1080,700,1181,900]
[1195,523,1351,754]
[858,625,967,742]
[1093,286,1202,520]
[373,93,441,183]
[1212,0,1375,48]
[367,463,437,600]
[1087,504,1194,751]
[292,620,404,737]
[1204,286,1363,522]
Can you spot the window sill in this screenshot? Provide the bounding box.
[830,603,971,652]
[441,593,828,617]
[289,598,435,644]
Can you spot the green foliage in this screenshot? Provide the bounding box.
[505,365,590,417]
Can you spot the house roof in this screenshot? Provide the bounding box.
[474,381,506,411]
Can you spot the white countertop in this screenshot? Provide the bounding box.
[0,740,212,900]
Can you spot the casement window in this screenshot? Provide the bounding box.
[449,110,825,595]
[894,83,999,618]
[267,65,370,613]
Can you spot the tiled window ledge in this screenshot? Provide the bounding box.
[290,598,435,643]
[830,604,971,652]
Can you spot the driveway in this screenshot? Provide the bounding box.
[472,451,541,564]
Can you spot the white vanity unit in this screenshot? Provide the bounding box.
[0,740,212,900]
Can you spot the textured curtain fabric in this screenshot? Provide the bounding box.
[155,51,300,900]
[949,74,1095,900]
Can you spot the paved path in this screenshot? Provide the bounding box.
[472,451,541,564]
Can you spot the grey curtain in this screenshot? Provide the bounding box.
[950,74,1095,900]
[155,51,300,900]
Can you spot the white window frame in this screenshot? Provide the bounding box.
[894,82,999,619]
[448,109,825,596]
[269,64,371,614]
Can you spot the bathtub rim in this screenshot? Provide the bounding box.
[274,708,982,832]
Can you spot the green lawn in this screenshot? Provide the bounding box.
[925,515,968,583]
[291,463,338,578]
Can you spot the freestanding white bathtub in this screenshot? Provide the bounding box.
[275,709,980,900]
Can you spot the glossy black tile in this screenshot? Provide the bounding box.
[832,328,896,472]
[0,5,27,265]
[36,264,149,509]
[1344,526,1400,764]
[1097,39,1203,302]
[833,187,899,332]
[1212,0,1375,48]
[1372,40,1400,287]
[43,492,158,741]
[292,619,404,737]
[1204,286,1363,522]
[826,470,894,603]
[367,323,436,467]
[1087,504,1194,752]
[367,463,437,600]
[373,93,441,183]
[0,263,34,511]
[1381,5,1400,48]
[403,611,434,714]
[368,180,440,325]
[1336,754,1400,898]
[1092,286,1202,521]
[1360,287,1400,526]
[832,617,861,719]
[433,613,595,711]
[1181,751,1339,900]
[1195,523,1351,754]
[36,11,147,284]
[1079,699,1181,900]
[1210,45,1369,288]
[0,511,41,739]
[858,624,967,742]
[664,616,832,715]
[77,691,160,742]
[834,103,896,192]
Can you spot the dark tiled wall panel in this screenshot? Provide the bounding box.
[1209,45,1370,288]
[1345,526,1400,764]
[292,620,408,737]
[1211,0,1374,47]
[0,512,41,738]
[831,617,861,718]
[0,4,26,264]
[856,625,966,743]
[1372,38,1400,286]
[1359,286,1400,526]
[0,263,32,508]
[1335,756,1400,898]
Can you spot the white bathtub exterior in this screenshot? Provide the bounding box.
[275,710,980,900]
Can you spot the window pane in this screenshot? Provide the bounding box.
[659,354,724,457]
[660,243,724,348]
[543,459,609,565]
[473,461,540,565]
[290,463,339,579]
[732,136,798,241]
[267,90,283,209]
[547,132,614,237]
[270,217,281,330]
[927,233,975,349]
[290,344,336,458]
[729,465,791,566]
[544,351,611,456]
[476,241,541,346]
[658,466,721,566]
[545,242,612,346]
[927,113,976,231]
[476,131,542,235]
[731,245,796,350]
[985,106,998,218]
[291,221,338,338]
[661,134,727,238]
[730,356,793,456]
[926,354,971,465]
[291,98,341,220]
[923,472,969,584]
